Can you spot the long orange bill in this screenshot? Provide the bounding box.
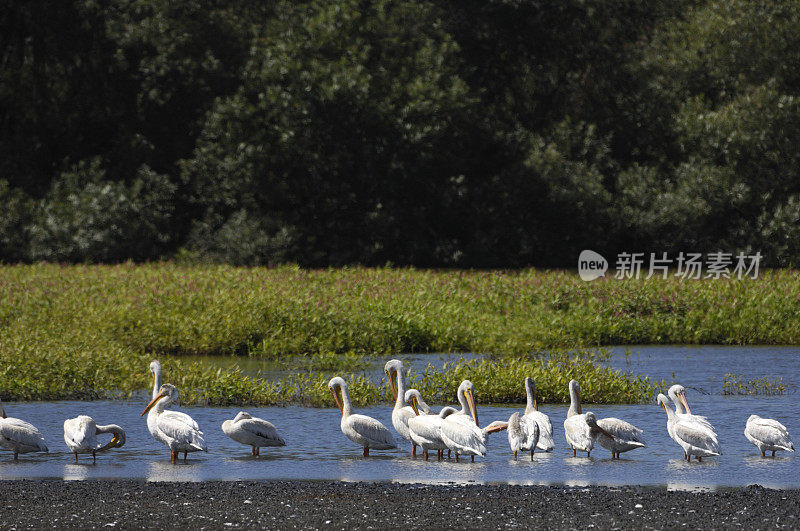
[388,370,398,400]
[141,390,166,416]
[486,422,508,434]
[409,397,420,416]
[466,388,479,426]
[680,392,692,415]
[331,387,343,413]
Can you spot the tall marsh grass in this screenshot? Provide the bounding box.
[0,263,795,403]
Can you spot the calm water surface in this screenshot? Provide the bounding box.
[1,346,797,488]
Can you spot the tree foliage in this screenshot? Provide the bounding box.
[1,0,799,265]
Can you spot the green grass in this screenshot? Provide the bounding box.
[1,263,796,403]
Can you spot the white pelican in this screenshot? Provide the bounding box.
[222,412,286,456]
[141,384,207,463]
[744,415,795,457]
[63,415,126,463]
[657,393,720,462]
[439,381,507,461]
[0,399,48,460]
[595,417,646,459]
[563,380,615,457]
[407,406,457,460]
[666,384,718,459]
[150,360,162,400]
[385,359,418,455]
[404,389,432,415]
[668,384,713,430]
[508,411,539,461]
[522,377,555,452]
[328,376,396,456]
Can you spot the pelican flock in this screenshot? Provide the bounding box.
[1,358,795,473]
[63,415,126,463]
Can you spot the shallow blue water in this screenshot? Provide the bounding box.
[0,346,797,488]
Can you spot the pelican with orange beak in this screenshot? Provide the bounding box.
[63,416,126,463]
[563,380,616,457]
[141,384,207,463]
[328,376,396,456]
[385,359,420,455]
[440,380,507,461]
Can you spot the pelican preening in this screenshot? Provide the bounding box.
[141,384,208,463]
[329,376,396,456]
[63,416,126,463]
[0,399,48,460]
[508,411,539,461]
[744,415,794,457]
[563,380,616,457]
[222,412,285,456]
[657,393,720,461]
[523,377,555,452]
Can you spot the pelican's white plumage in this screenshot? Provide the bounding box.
[563,380,615,457]
[657,393,720,461]
[523,377,554,452]
[407,406,456,459]
[508,411,539,461]
[329,376,396,456]
[668,384,714,433]
[441,415,486,459]
[141,384,207,463]
[385,359,418,454]
[595,417,646,459]
[0,400,48,460]
[222,412,285,456]
[63,415,125,462]
[744,415,794,457]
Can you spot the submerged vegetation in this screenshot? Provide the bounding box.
[0,263,797,403]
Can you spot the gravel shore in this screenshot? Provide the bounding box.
[1,480,796,529]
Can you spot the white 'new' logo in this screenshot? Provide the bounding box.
[578,250,607,281]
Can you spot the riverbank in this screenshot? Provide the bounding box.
[0,479,794,529]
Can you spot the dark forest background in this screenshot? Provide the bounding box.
[3,0,800,267]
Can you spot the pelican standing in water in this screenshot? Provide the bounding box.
[141,384,207,463]
[222,412,285,456]
[440,380,507,461]
[407,406,457,460]
[657,393,720,462]
[0,399,48,460]
[63,415,126,463]
[508,411,539,461]
[385,359,418,455]
[563,380,615,457]
[522,377,555,452]
[594,416,646,459]
[329,377,396,456]
[744,415,794,457]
